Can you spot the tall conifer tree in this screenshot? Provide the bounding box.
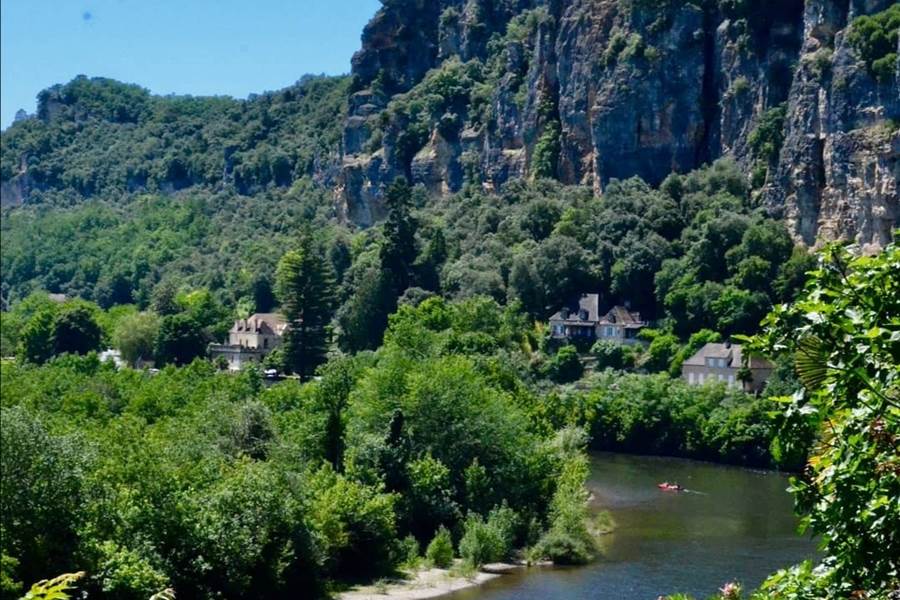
[276,229,335,378]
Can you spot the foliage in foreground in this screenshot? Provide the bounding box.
[749,240,899,599]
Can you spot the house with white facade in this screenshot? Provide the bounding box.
[548,294,646,344]
[209,313,288,371]
[681,341,773,393]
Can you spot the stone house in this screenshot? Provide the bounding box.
[209,313,288,371]
[548,294,646,344]
[681,341,774,393]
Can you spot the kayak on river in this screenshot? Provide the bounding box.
[657,482,683,492]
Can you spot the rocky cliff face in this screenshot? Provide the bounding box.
[338,0,898,248]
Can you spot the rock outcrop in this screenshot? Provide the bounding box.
[338,0,899,248]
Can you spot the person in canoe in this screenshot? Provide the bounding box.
[657,482,683,492]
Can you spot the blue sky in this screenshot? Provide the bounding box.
[0,0,381,128]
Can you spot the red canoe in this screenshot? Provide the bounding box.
[657,482,682,492]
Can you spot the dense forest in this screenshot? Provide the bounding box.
[1,1,898,599]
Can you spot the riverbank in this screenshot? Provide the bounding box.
[337,563,515,600]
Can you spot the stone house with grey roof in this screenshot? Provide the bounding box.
[209,313,288,371]
[548,294,646,344]
[681,341,774,393]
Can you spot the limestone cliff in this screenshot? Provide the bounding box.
[339,0,899,247]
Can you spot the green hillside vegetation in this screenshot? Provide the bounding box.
[1,75,348,199]
[2,156,813,352]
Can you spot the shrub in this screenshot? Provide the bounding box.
[748,104,787,163]
[397,535,421,568]
[458,512,508,566]
[425,526,454,568]
[308,466,398,578]
[847,5,899,81]
[543,345,583,383]
[534,456,594,565]
[590,341,636,371]
[531,121,561,179]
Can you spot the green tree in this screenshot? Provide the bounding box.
[752,240,899,598]
[153,313,207,366]
[314,355,369,469]
[2,292,58,355]
[641,329,681,373]
[337,267,392,352]
[0,408,87,587]
[380,178,418,299]
[425,526,454,568]
[543,345,583,383]
[113,312,160,367]
[275,231,335,378]
[150,280,181,316]
[176,289,230,341]
[52,303,103,357]
[18,307,58,364]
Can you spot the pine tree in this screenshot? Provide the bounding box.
[275,230,336,378]
[379,177,418,297]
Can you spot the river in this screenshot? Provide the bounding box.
[449,453,817,600]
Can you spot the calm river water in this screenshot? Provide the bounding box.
[450,453,817,600]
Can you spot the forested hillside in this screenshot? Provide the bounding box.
[1,74,348,201]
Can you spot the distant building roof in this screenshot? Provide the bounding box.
[682,342,773,369]
[598,305,645,327]
[232,313,288,336]
[549,294,601,323]
[47,293,67,303]
[549,295,645,327]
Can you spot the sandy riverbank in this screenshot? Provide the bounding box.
[337,562,521,600]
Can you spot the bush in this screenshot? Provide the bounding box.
[543,345,583,383]
[397,535,421,568]
[535,456,594,565]
[308,466,398,579]
[847,5,900,81]
[458,513,507,566]
[590,341,636,371]
[425,526,454,568]
[748,104,787,163]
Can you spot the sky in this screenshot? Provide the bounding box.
[0,0,381,128]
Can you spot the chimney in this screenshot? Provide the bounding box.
[561,307,570,319]
[725,339,732,349]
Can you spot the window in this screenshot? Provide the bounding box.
[688,372,695,384]
[698,373,705,384]
[728,374,735,387]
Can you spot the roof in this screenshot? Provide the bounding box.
[549,296,645,327]
[682,342,773,369]
[549,294,601,323]
[598,305,645,326]
[232,313,288,336]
